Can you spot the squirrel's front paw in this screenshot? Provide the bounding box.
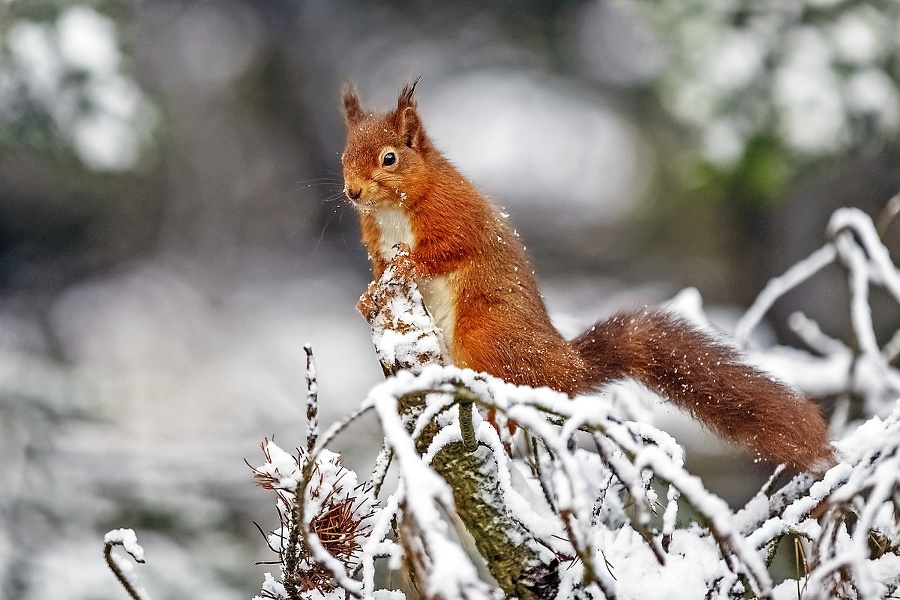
[389,244,417,280]
[357,281,379,322]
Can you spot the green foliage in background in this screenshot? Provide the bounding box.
[637,0,900,204]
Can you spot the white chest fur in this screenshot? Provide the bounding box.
[417,275,456,357]
[374,207,414,262]
[373,207,457,356]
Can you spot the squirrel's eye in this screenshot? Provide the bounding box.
[382,152,396,167]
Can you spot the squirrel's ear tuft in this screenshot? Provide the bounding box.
[397,77,420,112]
[341,82,365,126]
[396,78,424,149]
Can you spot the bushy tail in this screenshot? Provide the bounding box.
[571,310,835,472]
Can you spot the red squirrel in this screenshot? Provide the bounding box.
[339,80,834,472]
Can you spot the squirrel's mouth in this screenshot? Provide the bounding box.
[344,185,363,202]
[345,196,375,211]
[343,188,374,210]
[344,186,405,211]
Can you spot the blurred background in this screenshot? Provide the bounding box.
[1,1,899,598]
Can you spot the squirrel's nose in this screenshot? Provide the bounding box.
[345,186,362,201]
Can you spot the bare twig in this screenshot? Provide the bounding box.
[305,345,319,455]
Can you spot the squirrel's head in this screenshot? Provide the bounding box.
[340,79,431,210]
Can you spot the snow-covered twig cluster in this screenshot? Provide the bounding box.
[736,206,900,422]
[737,404,900,599]
[249,348,381,600]
[251,439,380,600]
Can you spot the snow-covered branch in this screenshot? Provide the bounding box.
[737,207,900,421]
[103,528,151,600]
[105,206,900,599]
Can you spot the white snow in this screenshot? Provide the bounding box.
[104,528,145,563]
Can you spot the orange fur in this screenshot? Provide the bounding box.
[340,81,834,472]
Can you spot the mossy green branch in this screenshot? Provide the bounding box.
[430,440,559,600]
